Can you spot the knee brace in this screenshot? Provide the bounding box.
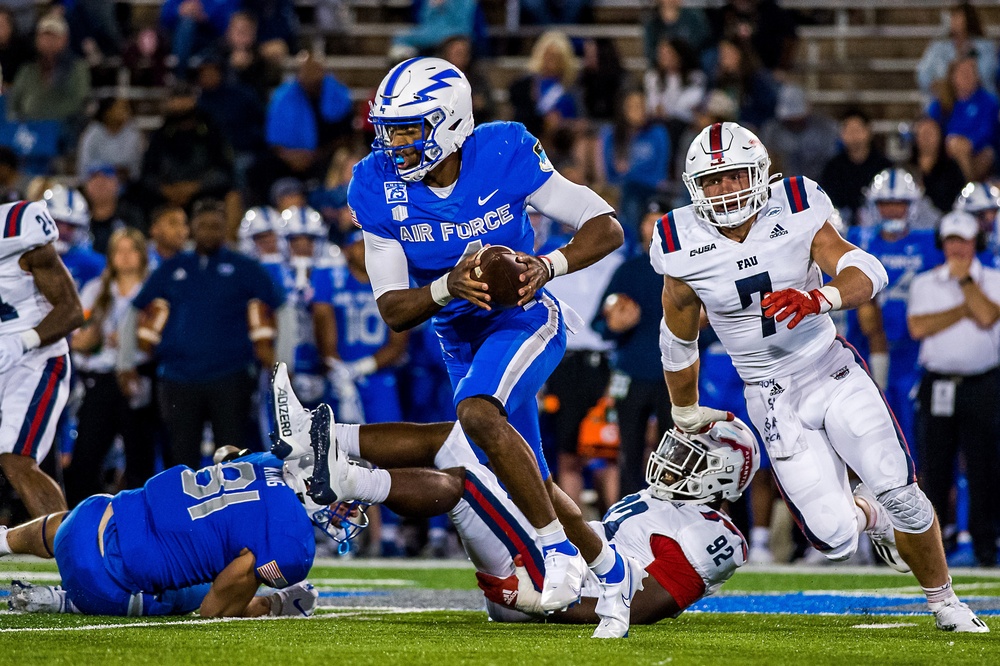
[878,483,935,534]
[821,533,858,562]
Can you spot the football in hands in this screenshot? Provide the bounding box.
[472,245,524,308]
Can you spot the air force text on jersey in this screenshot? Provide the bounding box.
[397,203,516,243]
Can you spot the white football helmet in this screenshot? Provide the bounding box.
[865,168,922,234]
[369,56,475,182]
[646,417,760,504]
[43,184,90,227]
[238,206,284,259]
[954,181,1000,233]
[682,122,772,228]
[282,206,326,239]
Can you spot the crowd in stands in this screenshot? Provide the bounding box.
[0,0,999,564]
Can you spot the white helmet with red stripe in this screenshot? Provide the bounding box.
[645,417,760,504]
[682,122,772,228]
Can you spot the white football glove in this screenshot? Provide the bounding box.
[327,358,365,424]
[671,403,734,434]
[345,356,377,382]
[0,334,25,375]
[268,581,318,617]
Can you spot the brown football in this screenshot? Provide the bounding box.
[472,245,524,309]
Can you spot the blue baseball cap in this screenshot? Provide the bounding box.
[86,163,117,179]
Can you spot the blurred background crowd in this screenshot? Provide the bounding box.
[1,0,999,566]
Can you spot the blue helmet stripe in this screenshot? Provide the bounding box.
[888,168,896,191]
[382,57,422,100]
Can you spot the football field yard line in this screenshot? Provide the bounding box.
[0,607,455,633]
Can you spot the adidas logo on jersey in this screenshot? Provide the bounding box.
[769,224,788,239]
[769,382,784,396]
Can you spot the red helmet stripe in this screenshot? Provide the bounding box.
[708,122,724,164]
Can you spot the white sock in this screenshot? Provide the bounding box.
[350,466,391,504]
[587,542,616,576]
[750,526,771,549]
[535,520,569,549]
[0,526,11,556]
[855,504,871,533]
[338,424,361,458]
[923,577,960,608]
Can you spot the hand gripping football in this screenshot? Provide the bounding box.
[472,245,524,308]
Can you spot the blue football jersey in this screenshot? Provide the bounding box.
[348,121,554,336]
[62,246,105,291]
[846,226,942,345]
[261,259,295,296]
[110,453,314,593]
[319,264,389,361]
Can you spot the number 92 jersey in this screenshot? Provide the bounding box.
[0,201,60,336]
[651,176,837,383]
[598,490,746,598]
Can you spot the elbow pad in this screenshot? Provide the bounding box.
[660,319,699,372]
[837,249,889,299]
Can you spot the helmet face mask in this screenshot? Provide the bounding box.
[645,418,760,504]
[683,122,772,228]
[282,456,369,553]
[369,57,474,182]
[865,168,921,234]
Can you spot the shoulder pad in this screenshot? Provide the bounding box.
[0,201,57,261]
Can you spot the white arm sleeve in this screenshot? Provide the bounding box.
[364,231,412,299]
[525,171,615,230]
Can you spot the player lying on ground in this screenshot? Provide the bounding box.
[0,439,458,618]
[272,363,757,632]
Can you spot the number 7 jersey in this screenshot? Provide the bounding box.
[650,176,837,383]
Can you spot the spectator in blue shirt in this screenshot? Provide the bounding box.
[121,199,286,468]
[389,0,477,60]
[251,51,352,203]
[929,55,1000,181]
[599,89,670,232]
[509,31,581,141]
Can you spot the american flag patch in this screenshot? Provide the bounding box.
[349,206,361,228]
[256,560,288,588]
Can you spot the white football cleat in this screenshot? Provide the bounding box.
[308,403,355,505]
[270,362,313,460]
[539,547,587,613]
[932,599,990,633]
[854,483,910,573]
[8,580,68,613]
[593,553,646,639]
[268,581,319,617]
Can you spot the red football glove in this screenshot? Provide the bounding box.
[475,555,545,615]
[761,288,834,330]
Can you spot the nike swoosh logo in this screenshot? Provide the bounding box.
[293,598,308,615]
[478,189,499,206]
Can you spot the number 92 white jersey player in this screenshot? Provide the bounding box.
[648,121,989,633]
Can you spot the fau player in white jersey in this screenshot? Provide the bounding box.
[0,200,84,517]
[270,363,754,632]
[651,121,987,633]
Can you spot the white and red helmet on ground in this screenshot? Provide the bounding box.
[682,121,772,228]
[645,417,760,504]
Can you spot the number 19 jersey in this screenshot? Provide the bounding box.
[650,176,837,383]
[110,454,315,593]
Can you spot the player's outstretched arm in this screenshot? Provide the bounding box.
[199,549,265,618]
[20,244,85,345]
[660,276,729,433]
[809,222,889,310]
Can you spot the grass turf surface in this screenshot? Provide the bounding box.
[2,559,999,665]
